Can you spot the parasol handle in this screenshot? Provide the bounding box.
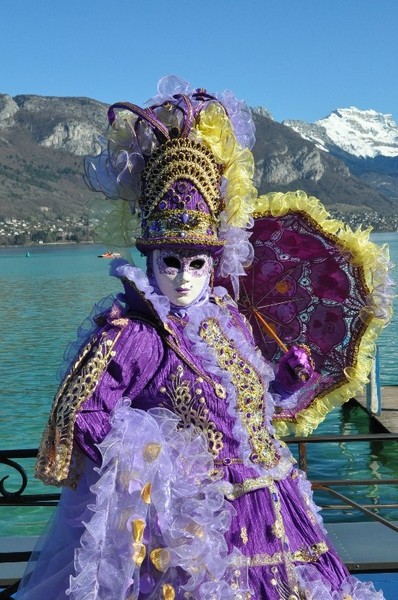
[253,309,289,353]
[253,309,310,382]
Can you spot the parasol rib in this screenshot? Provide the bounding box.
[252,309,289,353]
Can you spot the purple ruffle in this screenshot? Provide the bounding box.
[111,259,171,322]
[67,401,251,599]
[217,221,254,299]
[295,469,326,531]
[57,294,116,382]
[146,75,255,150]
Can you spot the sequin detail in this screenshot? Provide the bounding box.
[240,527,249,545]
[35,330,122,487]
[220,475,273,500]
[199,318,279,468]
[160,365,223,458]
[232,542,328,567]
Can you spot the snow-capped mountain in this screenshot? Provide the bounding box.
[0,92,396,236]
[283,107,398,159]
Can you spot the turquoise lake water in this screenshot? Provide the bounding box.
[0,236,398,536]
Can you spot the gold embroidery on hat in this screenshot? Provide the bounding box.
[142,138,222,219]
[143,208,219,244]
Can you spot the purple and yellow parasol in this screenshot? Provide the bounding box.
[218,190,394,436]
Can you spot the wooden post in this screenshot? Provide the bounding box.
[366,346,381,416]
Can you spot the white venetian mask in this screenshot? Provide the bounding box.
[152,249,212,307]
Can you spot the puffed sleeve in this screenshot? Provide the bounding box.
[35,309,164,487]
[74,317,164,464]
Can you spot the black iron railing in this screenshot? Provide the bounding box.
[1,434,398,596]
[0,449,59,599]
[0,449,60,507]
[285,432,398,534]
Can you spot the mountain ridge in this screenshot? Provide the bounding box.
[0,93,397,244]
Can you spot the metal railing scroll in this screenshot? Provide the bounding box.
[285,432,398,533]
[0,433,397,592]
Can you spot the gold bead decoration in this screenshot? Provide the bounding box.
[143,442,162,462]
[140,482,152,504]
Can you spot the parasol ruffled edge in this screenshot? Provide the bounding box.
[254,190,395,437]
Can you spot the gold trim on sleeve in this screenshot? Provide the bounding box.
[35,329,123,488]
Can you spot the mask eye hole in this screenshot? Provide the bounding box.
[163,256,181,269]
[190,259,205,270]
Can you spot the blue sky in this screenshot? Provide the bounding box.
[1,0,397,123]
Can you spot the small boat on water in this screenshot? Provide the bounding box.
[97,251,121,258]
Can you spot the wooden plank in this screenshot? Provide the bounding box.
[356,386,398,433]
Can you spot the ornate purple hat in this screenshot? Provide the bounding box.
[84,76,257,286]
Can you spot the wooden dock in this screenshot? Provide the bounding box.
[355,385,398,433]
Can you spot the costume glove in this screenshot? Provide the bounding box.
[273,345,315,398]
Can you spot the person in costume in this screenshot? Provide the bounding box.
[16,76,385,599]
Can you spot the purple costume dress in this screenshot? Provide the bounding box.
[17,262,384,600]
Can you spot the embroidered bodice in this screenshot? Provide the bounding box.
[35,263,294,487]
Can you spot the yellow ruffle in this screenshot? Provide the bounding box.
[193,103,257,228]
[92,198,141,260]
[110,110,135,144]
[254,191,393,437]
